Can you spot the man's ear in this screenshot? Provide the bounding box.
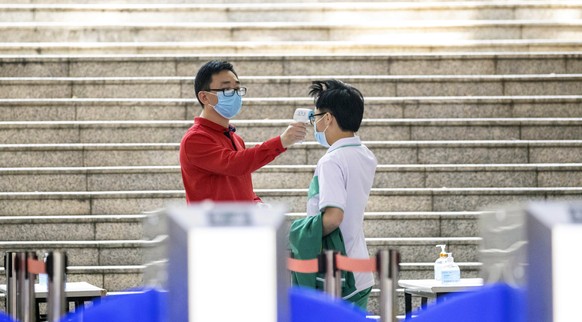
[198,91,210,106]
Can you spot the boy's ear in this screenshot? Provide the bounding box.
[328,113,336,126]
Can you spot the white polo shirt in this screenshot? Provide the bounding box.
[306,136,377,297]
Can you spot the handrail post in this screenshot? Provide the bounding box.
[334,255,342,299]
[389,249,400,322]
[322,250,338,298]
[378,249,400,322]
[16,251,37,322]
[5,252,18,318]
[47,251,67,322]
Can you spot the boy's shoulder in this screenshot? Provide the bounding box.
[316,145,356,167]
[327,142,374,157]
[316,150,336,166]
[323,144,377,166]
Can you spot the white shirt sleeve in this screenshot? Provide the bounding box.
[318,158,347,212]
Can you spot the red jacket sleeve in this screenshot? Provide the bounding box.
[182,134,286,177]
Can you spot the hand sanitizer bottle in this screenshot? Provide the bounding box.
[441,252,461,283]
[434,244,448,281]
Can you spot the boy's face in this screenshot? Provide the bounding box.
[312,108,330,132]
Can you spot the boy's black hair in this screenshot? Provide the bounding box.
[194,60,238,108]
[308,79,364,132]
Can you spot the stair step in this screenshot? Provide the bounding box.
[3,2,582,23]
[0,240,149,266]
[1,118,582,143]
[2,39,582,55]
[365,211,482,238]
[1,96,581,121]
[1,140,581,167]
[0,187,580,214]
[2,163,582,192]
[0,265,143,292]
[291,211,483,238]
[0,211,484,239]
[0,215,145,241]
[2,74,581,98]
[1,52,581,77]
[0,0,541,3]
[367,237,481,262]
[0,238,480,267]
[2,20,582,42]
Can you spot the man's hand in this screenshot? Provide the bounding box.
[280,122,308,148]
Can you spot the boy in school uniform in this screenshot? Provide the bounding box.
[293,79,377,309]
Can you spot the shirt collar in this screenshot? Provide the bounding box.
[194,117,235,133]
[327,136,361,153]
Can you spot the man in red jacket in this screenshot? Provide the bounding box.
[180,60,307,203]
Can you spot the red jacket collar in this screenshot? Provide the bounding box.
[194,117,236,133]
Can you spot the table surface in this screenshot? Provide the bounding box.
[398,278,484,293]
[0,282,106,299]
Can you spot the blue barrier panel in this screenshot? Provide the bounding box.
[60,288,167,322]
[289,287,372,322]
[61,286,375,322]
[0,311,15,322]
[409,283,526,322]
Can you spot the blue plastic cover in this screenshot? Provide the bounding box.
[61,284,524,322]
[59,288,167,322]
[59,286,374,322]
[0,311,15,322]
[289,286,372,322]
[409,283,526,322]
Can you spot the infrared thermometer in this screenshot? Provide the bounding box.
[293,108,313,123]
[292,108,313,143]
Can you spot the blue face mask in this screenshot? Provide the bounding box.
[313,115,330,148]
[209,91,242,119]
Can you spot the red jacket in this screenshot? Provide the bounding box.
[180,117,286,203]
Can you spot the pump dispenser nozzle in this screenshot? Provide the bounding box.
[436,244,447,257]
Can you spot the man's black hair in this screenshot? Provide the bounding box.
[308,79,364,132]
[194,60,238,108]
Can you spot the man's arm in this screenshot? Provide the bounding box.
[322,207,344,236]
[183,122,306,177]
[184,134,285,177]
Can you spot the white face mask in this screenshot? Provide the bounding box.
[313,114,330,148]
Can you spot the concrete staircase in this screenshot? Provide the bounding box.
[1,0,582,316]
[1,2,582,54]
